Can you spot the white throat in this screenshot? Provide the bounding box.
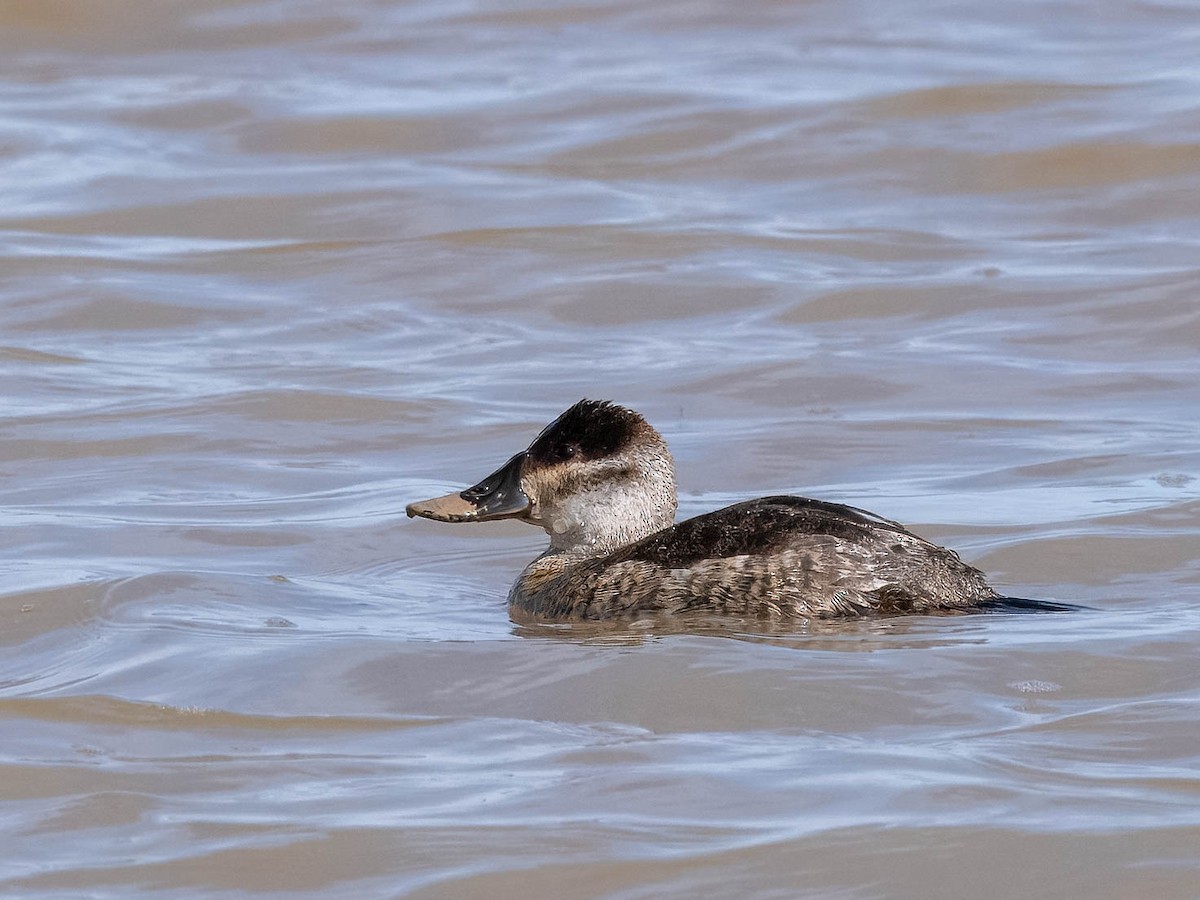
[543,477,676,555]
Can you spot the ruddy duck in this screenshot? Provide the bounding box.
[408,400,1063,620]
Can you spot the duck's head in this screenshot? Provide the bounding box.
[407,400,678,553]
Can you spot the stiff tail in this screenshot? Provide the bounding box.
[979,596,1086,614]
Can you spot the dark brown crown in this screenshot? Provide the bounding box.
[526,400,647,465]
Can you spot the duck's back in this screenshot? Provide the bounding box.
[510,496,998,619]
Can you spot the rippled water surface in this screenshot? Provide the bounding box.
[3,1,1200,896]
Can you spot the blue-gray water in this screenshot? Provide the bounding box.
[2,1,1199,896]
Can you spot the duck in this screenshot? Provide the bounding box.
[407,399,1065,621]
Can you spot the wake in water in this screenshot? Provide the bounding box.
[978,597,1088,613]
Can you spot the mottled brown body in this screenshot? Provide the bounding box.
[509,496,997,620]
[407,400,1035,623]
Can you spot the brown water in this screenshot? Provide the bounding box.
[3,1,1200,896]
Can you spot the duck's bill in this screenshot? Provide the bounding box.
[406,452,531,523]
[405,491,489,522]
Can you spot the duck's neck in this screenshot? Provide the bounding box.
[540,467,677,558]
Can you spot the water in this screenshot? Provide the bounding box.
[2,0,1199,896]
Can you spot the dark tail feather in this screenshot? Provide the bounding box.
[979,596,1087,614]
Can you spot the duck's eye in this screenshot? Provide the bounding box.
[554,442,580,461]
[531,438,584,464]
